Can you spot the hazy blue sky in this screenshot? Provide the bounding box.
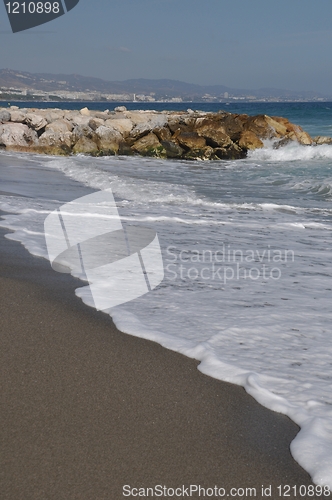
[1,0,332,93]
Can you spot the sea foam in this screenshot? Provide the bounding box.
[1,150,332,487]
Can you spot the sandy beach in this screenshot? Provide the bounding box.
[0,223,316,499]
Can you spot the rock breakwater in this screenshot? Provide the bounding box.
[0,105,325,160]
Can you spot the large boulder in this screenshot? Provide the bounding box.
[177,132,206,150]
[273,137,293,149]
[114,106,127,112]
[118,142,135,155]
[0,123,38,149]
[94,125,122,154]
[24,113,47,131]
[314,136,332,145]
[266,116,312,145]
[244,115,278,140]
[73,137,99,155]
[131,132,165,157]
[72,124,96,143]
[46,118,73,133]
[0,110,11,123]
[219,113,246,141]
[69,115,91,127]
[91,111,111,120]
[238,131,264,150]
[286,123,313,145]
[167,113,196,134]
[45,110,65,123]
[104,118,133,137]
[128,112,168,139]
[195,118,233,148]
[88,118,105,131]
[184,146,217,160]
[214,143,246,160]
[154,127,172,142]
[10,110,26,123]
[160,140,184,158]
[80,107,90,116]
[38,129,73,153]
[265,116,288,136]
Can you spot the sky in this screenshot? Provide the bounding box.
[1,0,332,94]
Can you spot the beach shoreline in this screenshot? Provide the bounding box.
[0,225,316,499]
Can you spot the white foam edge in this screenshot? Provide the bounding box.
[1,203,332,489]
[75,284,332,489]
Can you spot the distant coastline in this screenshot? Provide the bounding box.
[1,69,330,104]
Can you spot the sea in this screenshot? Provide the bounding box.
[1,101,332,487]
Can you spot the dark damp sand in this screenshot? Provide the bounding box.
[0,227,315,500]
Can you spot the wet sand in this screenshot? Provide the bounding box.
[0,228,315,499]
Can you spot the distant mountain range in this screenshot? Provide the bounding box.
[0,68,329,101]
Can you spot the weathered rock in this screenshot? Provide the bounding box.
[177,132,206,150]
[0,123,38,148]
[182,115,197,128]
[73,136,99,155]
[118,142,135,155]
[184,146,216,160]
[104,118,133,136]
[70,115,91,127]
[91,111,111,120]
[273,137,293,149]
[201,146,216,160]
[196,119,232,148]
[314,136,332,145]
[24,113,47,131]
[10,110,26,123]
[94,125,122,154]
[168,114,195,134]
[72,124,96,143]
[128,112,168,139]
[0,106,315,160]
[131,133,165,157]
[46,118,73,133]
[160,140,184,158]
[80,107,90,116]
[266,116,312,145]
[286,123,313,145]
[220,113,246,141]
[271,116,289,127]
[88,118,105,131]
[195,116,224,130]
[214,144,245,160]
[62,110,77,120]
[45,110,65,123]
[244,115,277,140]
[265,116,288,136]
[38,129,73,153]
[154,127,172,142]
[0,110,11,123]
[114,106,127,112]
[238,131,264,150]
[296,130,314,145]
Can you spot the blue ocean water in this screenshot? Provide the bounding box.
[1,102,332,487]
